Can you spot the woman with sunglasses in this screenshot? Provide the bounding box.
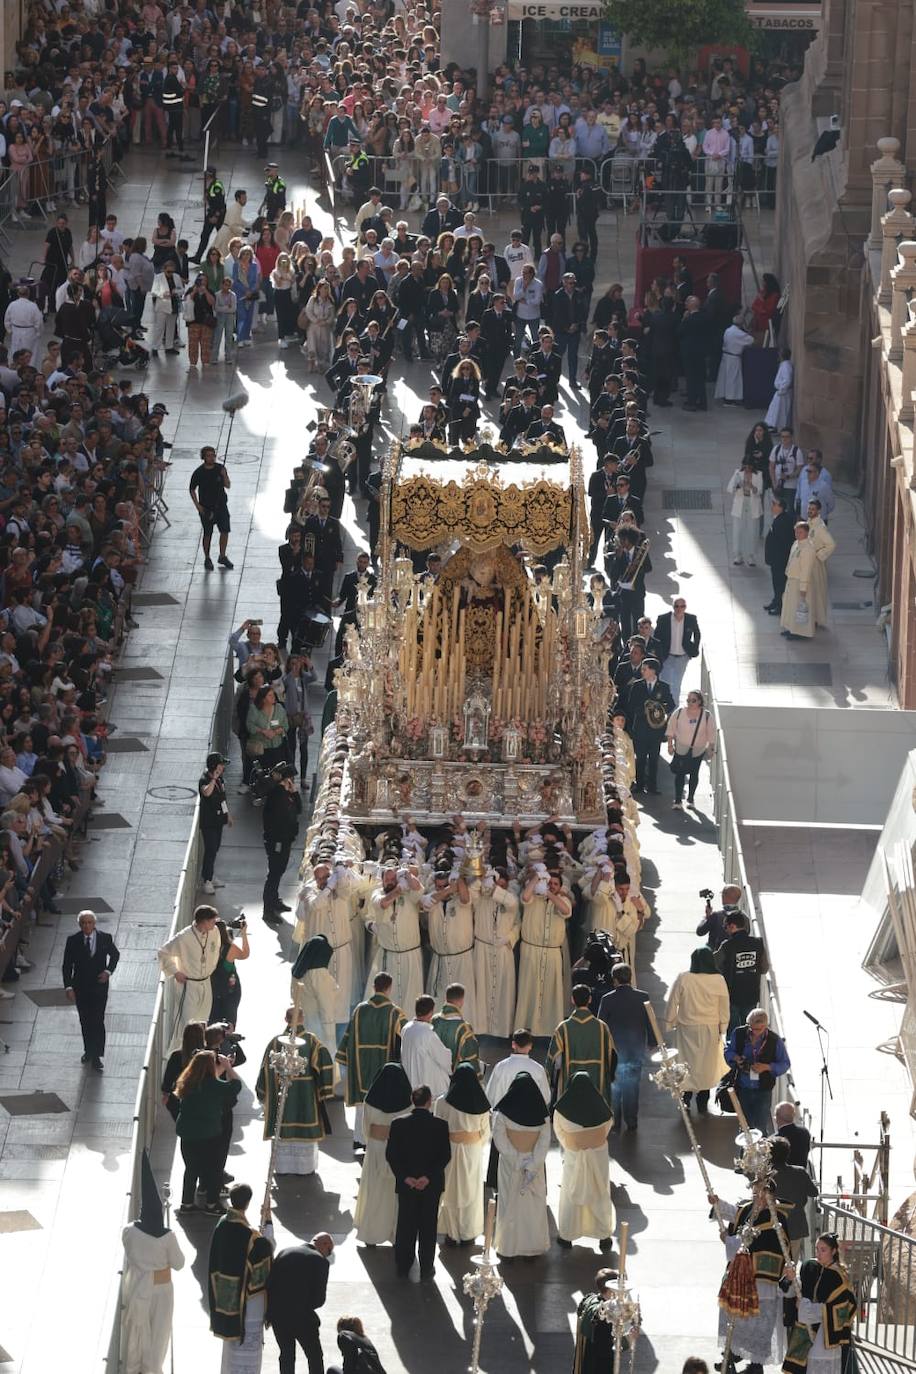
[665,689,715,809]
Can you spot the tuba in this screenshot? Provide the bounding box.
[348,374,383,435]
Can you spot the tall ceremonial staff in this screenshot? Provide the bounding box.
[596,1220,642,1374]
[462,1197,503,1374]
[644,1002,727,1236]
[260,943,310,1226]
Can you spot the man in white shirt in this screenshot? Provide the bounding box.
[702,115,731,208]
[400,995,454,1098]
[454,211,482,240]
[504,229,533,281]
[769,428,804,506]
[99,214,125,251]
[0,746,27,807]
[485,1028,551,1106]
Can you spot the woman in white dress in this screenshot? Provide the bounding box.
[121,1152,185,1374]
[353,1062,412,1246]
[304,280,335,369]
[665,946,729,1114]
[765,348,794,429]
[435,1063,491,1245]
[491,1072,551,1260]
[726,461,764,566]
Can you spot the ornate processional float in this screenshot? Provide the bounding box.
[321,436,613,831]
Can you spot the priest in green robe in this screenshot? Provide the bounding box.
[547,984,616,1102]
[336,970,406,1148]
[208,1183,273,1374]
[433,982,480,1076]
[256,1004,334,1177]
[573,1267,630,1374]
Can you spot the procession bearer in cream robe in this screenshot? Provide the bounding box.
[295,861,361,1036]
[471,867,520,1038]
[806,498,836,630]
[553,1073,615,1250]
[423,866,477,1028]
[121,1152,185,1374]
[354,1063,412,1246]
[435,1063,491,1245]
[515,870,573,1037]
[158,905,221,1051]
[363,861,424,1012]
[780,521,817,641]
[714,312,754,403]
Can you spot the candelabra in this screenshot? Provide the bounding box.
[462,1199,503,1374]
[260,989,304,1226]
[596,1222,641,1374]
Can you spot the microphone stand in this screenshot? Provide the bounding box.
[808,1016,833,1192]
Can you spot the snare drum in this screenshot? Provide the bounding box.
[295,607,332,650]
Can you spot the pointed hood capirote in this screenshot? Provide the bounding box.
[493,1070,549,1126]
[444,1062,491,1115]
[136,1149,168,1237]
[365,1061,412,1113]
[293,933,334,977]
[554,1071,613,1128]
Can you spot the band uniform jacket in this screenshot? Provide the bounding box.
[526,346,562,398]
[609,542,652,590]
[62,928,120,991]
[302,514,343,573]
[385,1107,452,1195]
[602,492,644,532]
[525,418,566,446]
[627,677,675,739]
[654,611,700,661]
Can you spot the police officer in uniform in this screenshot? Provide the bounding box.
[262,162,286,220]
[191,167,226,264]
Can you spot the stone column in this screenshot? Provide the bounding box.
[889,241,916,361]
[899,301,916,423]
[870,139,906,249]
[879,190,914,305]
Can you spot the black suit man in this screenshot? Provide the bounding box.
[655,601,701,702]
[303,497,344,602]
[266,1232,334,1374]
[679,299,708,411]
[764,496,797,614]
[62,909,119,1071]
[386,1085,451,1280]
[479,300,514,395]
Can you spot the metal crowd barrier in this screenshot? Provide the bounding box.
[0,138,123,234]
[99,650,236,1371]
[818,1201,916,1362]
[700,649,793,1108]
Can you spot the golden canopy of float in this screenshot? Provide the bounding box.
[317,436,610,831]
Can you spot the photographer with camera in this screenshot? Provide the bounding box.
[210,917,249,1027]
[198,751,232,895]
[262,762,302,925]
[696,884,748,952]
[723,1007,790,1133]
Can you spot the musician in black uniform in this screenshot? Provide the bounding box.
[585,330,616,403]
[627,659,675,795]
[602,476,644,537]
[480,294,515,397]
[284,552,326,651]
[587,455,619,565]
[612,639,647,703]
[527,330,562,405]
[362,466,383,567]
[333,550,376,655]
[612,420,653,502]
[609,526,651,638]
[325,339,362,395]
[525,404,566,448]
[500,387,539,447]
[337,361,382,491]
[302,495,344,603]
[358,320,393,383]
[440,334,477,390]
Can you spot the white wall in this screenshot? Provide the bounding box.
[718,705,916,826]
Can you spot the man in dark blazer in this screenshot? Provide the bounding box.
[62,909,119,1072]
[266,1231,334,1374]
[302,494,344,603]
[678,296,708,411]
[764,495,797,614]
[421,195,461,240]
[627,658,675,794]
[386,1084,451,1280]
[479,296,514,397]
[655,597,701,703]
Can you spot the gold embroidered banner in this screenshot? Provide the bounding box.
[390,470,572,553]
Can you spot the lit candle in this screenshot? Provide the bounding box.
[484,1196,496,1254]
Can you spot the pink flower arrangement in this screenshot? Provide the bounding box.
[405,716,425,741]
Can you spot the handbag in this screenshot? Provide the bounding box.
[794,598,809,627]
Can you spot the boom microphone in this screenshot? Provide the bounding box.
[222,390,250,414]
[802,1009,823,1028]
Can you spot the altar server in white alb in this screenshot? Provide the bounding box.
[470,867,521,1038]
[552,1072,615,1250]
[158,905,222,1050]
[364,861,425,1012]
[400,994,454,1099]
[435,1063,491,1246]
